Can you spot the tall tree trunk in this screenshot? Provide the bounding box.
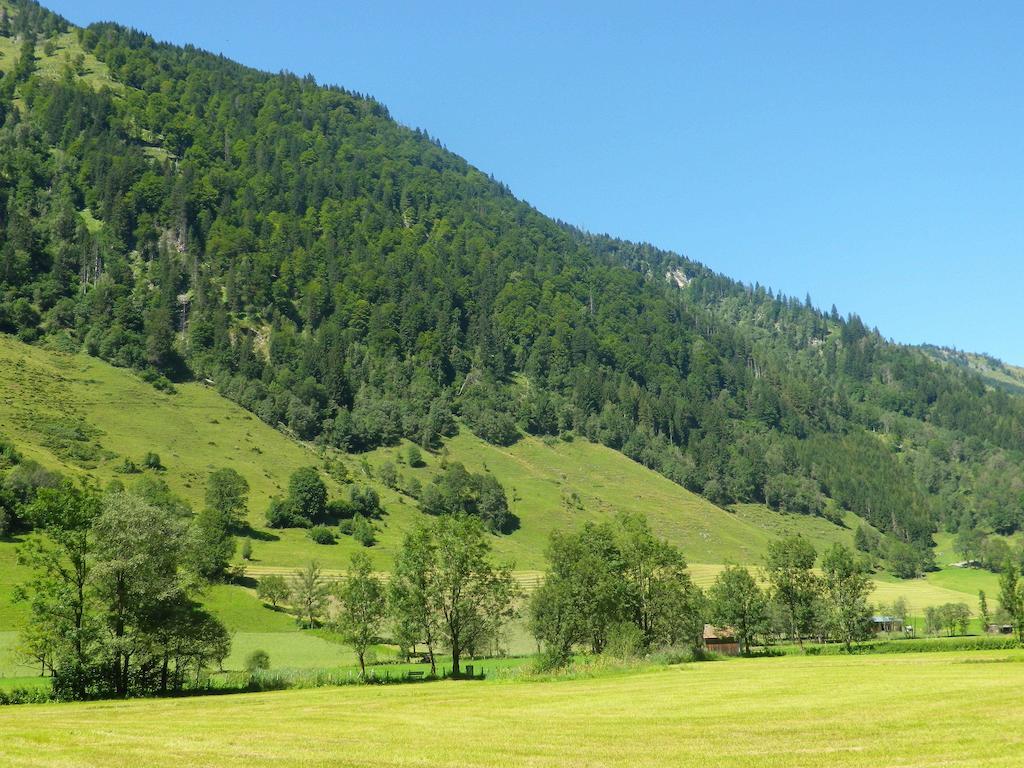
[451,638,461,676]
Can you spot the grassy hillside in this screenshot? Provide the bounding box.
[0,333,867,571]
[923,345,1024,395]
[0,332,1001,680]
[6,651,1024,767]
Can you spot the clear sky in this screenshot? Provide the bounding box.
[46,1,1024,363]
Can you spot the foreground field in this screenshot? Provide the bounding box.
[5,651,1024,767]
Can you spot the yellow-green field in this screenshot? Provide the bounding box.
[4,651,1024,767]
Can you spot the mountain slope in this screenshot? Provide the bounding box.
[0,332,864,572]
[1,0,1024,578]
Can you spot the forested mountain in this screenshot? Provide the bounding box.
[2,0,1023,576]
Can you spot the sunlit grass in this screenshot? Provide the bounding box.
[5,651,1024,766]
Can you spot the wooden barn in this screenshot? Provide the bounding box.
[703,624,740,656]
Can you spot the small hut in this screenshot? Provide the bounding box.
[986,623,1014,635]
[870,615,904,634]
[703,624,740,656]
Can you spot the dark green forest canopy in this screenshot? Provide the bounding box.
[2,0,1023,566]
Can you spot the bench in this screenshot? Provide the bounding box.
[406,671,424,680]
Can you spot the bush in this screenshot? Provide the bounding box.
[265,497,307,528]
[241,539,253,560]
[307,525,337,545]
[402,476,422,499]
[351,514,376,547]
[471,410,520,446]
[349,485,381,518]
[245,650,271,673]
[604,622,645,660]
[406,445,424,468]
[116,458,140,474]
[648,644,707,665]
[326,498,353,519]
[0,685,52,705]
[378,461,398,489]
[142,452,163,470]
[140,368,177,394]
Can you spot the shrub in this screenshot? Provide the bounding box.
[325,460,350,484]
[142,452,163,470]
[648,644,706,665]
[326,498,353,520]
[307,525,337,545]
[471,410,520,446]
[402,476,422,499]
[406,444,424,468]
[116,458,140,474]
[241,539,253,560]
[349,485,381,518]
[378,461,398,489]
[351,514,376,547]
[245,650,271,673]
[140,369,177,394]
[604,622,645,660]
[265,497,295,528]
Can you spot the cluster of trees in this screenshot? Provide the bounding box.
[265,467,327,528]
[255,513,517,676]
[0,436,60,536]
[710,537,875,653]
[419,462,513,533]
[952,526,1024,574]
[528,513,702,666]
[923,603,972,637]
[529,527,877,662]
[1,0,1024,571]
[14,483,230,699]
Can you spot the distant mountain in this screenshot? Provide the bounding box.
[2,0,1024,574]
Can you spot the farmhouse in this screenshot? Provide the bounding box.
[987,623,1014,635]
[703,624,740,656]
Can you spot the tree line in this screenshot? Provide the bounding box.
[254,513,518,678]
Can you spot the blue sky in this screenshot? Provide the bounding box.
[48,1,1024,363]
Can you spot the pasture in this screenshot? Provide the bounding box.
[0,332,868,575]
[4,651,1024,766]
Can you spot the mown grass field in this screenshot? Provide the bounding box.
[5,651,1024,767]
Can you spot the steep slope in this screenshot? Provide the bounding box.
[0,332,860,573]
[1,0,1024,580]
[922,345,1024,396]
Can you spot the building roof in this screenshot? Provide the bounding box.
[703,624,736,641]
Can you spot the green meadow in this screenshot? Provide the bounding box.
[0,332,870,575]
[5,651,1024,767]
[0,333,1004,682]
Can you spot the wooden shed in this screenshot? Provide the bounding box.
[871,615,904,634]
[703,624,740,656]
